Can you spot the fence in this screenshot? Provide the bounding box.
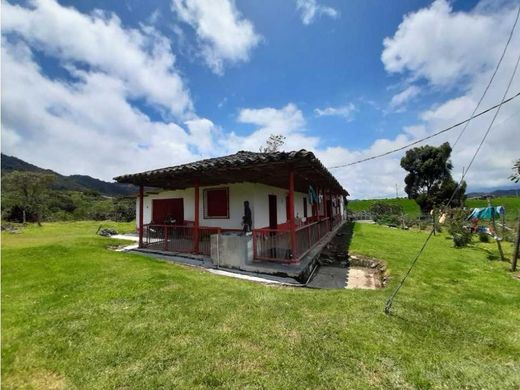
[252,216,344,263]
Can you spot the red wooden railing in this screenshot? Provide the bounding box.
[142,224,245,255]
[252,228,293,262]
[143,214,344,263]
[252,215,344,263]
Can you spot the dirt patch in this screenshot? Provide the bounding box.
[308,223,388,289]
[346,266,382,289]
[349,253,388,288]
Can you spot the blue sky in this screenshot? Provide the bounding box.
[2,0,519,198]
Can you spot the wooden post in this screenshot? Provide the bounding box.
[138,185,144,248]
[288,170,297,260]
[489,199,505,261]
[193,181,200,253]
[511,212,520,272]
[324,189,330,231]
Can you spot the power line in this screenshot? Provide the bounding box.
[384,47,520,315]
[327,91,520,170]
[452,5,520,148]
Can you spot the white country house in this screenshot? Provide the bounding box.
[114,150,348,267]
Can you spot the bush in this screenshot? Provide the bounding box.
[478,232,490,243]
[447,209,472,247]
[369,202,403,226]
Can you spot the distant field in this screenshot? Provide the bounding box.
[348,196,520,222]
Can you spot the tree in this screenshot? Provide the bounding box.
[259,134,286,153]
[510,158,520,183]
[2,171,56,225]
[400,142,465,213]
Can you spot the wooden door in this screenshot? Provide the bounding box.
[152,198,184,224]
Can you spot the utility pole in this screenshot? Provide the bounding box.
[488,197,505,261]
[511,211,520,272]
[395,184,398,198]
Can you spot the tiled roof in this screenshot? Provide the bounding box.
[114,150,348,195]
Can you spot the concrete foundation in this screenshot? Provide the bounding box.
[210,232,253,268]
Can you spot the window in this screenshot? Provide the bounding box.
[303,197,308,218]
[203,187,229,219]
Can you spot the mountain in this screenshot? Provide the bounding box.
[466,188,520,198]
[1,154,137,197]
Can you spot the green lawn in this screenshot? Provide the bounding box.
[2,221,520,389]
[348,195,520,222]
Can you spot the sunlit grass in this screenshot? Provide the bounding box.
[2,221,519,389]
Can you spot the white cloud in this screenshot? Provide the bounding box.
[225,104,319,152]
[171,0,261,74]
[296,0,339,25]
[314,103,356,121]
[2,0,193,119]
[381,0,516,87]
[0,38,204,178]
[389,85,421,110]
[337,0,520,198]
[184,118,222,154]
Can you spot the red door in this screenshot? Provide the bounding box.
[268,195,277,229]
[152,198,184,224]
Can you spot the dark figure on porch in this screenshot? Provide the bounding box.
[242,201,252,233]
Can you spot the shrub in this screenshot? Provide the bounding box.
[447,209,472,247]
[478,232,490,243]
[369,202,403,226]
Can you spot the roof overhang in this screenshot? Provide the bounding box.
[114,150,349,196]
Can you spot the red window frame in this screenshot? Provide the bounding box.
[203,187,230,219]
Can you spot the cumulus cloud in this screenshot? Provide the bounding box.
[228,103,319,152]
[171,0,261,74]
[381,0,515,87]
[0,0,217,179]
[2,0,193,119]
[342,0,520,197]
[296,0,339,25]
[389,85,421,111]
[314,103,357,121]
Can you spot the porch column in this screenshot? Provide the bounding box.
[318,187,323,218]
[193,180,200,253]
[288,170,297,260]
[138,185,144,248]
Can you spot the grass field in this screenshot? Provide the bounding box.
[2,221,520,389]
[348,195,520,222]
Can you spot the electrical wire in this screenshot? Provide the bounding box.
[327,92,520,170]
[384,47,520,315]
[452,5,520,148]
[329,5,520,171]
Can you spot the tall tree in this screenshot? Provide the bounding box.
[400,142,465,213]
[259,134,286,153]
[510,158,520,183]
[2,171,56,225]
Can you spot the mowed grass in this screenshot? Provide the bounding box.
[349,195,520,222]
[2,221,520,389]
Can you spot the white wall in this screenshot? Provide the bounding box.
[136,182,310,229]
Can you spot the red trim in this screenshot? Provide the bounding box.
[194,181,200,252]
[138,185,144,248]
[203,187,230,219]
[289,170,296,259]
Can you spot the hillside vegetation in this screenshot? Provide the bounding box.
[349,195,520,223]
[1,154,136,196]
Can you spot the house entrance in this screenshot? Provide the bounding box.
[152,198,184,224]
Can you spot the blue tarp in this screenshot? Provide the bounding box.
[467,206,505,220]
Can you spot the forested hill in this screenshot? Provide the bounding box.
[1,154,136,197]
